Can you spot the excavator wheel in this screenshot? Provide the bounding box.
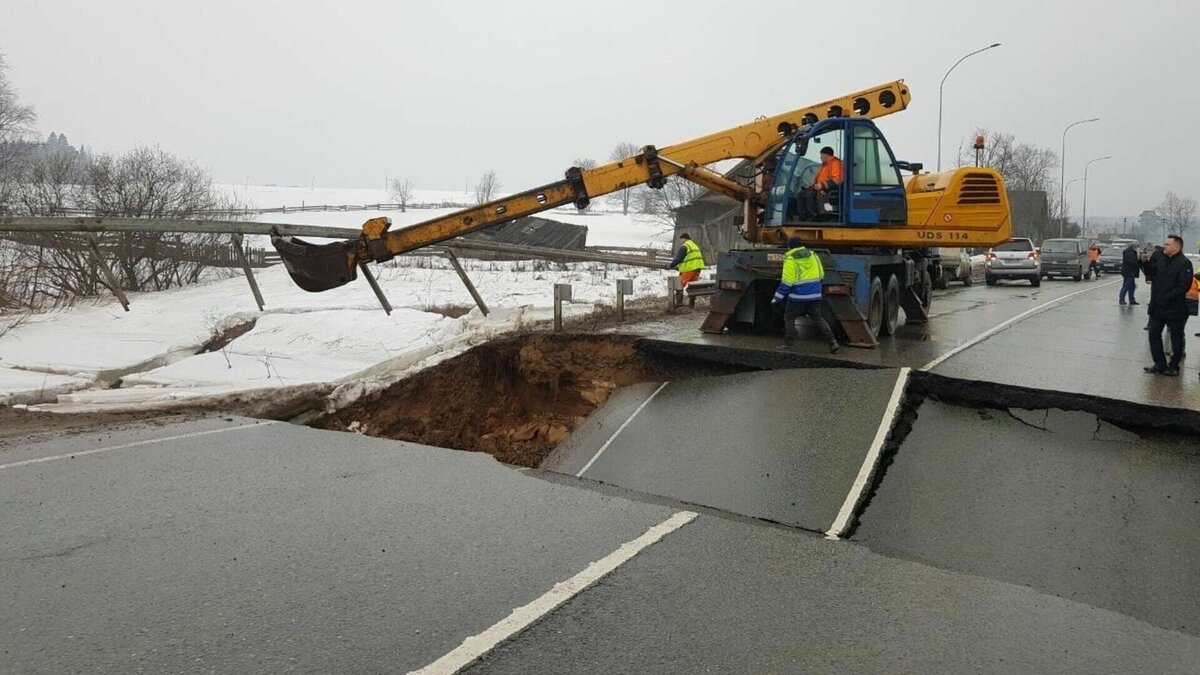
[866,277,884,339]
[880,274,900,336]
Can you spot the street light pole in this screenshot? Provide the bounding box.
[937,42,1002,172]
[1081,156,1112,237]
[1059,118,1100,236]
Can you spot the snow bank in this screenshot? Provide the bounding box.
[1,256,674,412]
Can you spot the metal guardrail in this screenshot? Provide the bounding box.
[0,217,668,315]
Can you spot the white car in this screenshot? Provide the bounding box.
[985,238,1041,287]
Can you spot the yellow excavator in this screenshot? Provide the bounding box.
[273,80,1011,346]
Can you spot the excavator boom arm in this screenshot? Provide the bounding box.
[274,81,912,292]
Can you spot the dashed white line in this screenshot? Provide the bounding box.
[575,381,668,477]
[0,422,274,471]
[825,367,911,540]
[408,510,699,675]
[920,280,1119,371]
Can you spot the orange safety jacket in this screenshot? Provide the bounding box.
[814,157,843,188]
[1089,248,1100,262]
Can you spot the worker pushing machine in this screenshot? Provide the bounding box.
[774,237,839,353]
[667,233,705,286]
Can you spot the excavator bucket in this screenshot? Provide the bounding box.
[271,235,359,292]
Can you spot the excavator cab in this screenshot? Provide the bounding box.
[764,118,907,228]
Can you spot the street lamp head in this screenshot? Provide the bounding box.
[989,42,1002,48]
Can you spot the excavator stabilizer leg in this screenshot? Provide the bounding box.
[824,294,878,348]
[700,288,745,333]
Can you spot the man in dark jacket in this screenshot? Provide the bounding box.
[1119,243,1140,305]
[1144,235,1194,376]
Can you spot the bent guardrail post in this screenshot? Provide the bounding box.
[231,233,266,312]
[443,250,489,316]
[85,234,130,312]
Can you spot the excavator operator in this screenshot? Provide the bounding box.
[799,146,844,221]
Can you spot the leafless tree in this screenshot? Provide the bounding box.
[1156,191,1198,240]
[474,170,501,205]
[389,177,414,212]
[956,129,1066,239]
[608,142,640,215]
[15,144,86,216]
[955,129,1059,192]
[9,147,239,301]
[637,175,706,233]
[0,51,38,214]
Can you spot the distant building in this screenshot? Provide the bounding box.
[1008,190,1050,240]
[672,160,765,262]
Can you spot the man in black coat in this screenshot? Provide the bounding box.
[1119,243,1141,305]
[1144,234,1195,376]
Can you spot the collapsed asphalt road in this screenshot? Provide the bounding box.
[3,280,1199,673]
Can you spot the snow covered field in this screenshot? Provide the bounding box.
[0,183,686,413]
[0,254,675,412]
[221,184,676,249]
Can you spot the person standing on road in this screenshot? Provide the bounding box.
[1144,235,1194,377]
[1119,243,1141,305]
[666,233,705,287]
[1088,244,1102,279]
[774,237,839,353]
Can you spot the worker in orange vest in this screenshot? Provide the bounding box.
[799,146,844,221]
[1088,244,1101,279]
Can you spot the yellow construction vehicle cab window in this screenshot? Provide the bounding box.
[852,125,902,189]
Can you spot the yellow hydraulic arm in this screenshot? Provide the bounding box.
[273,82,914,292]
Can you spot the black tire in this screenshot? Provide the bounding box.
[1084,269,1092,281]
[963,271,975,287]
[1074,266,1083,282]
[919,268,934,310]
[1030,275,1041,287]
[933,272,949,290]
[985,274,997,287]
[866,276,884,339]
[881,274,900,336]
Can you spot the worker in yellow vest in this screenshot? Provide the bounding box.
[667,233,705,286]
[773,237,839,353]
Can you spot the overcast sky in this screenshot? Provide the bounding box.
[3,0,1197,218]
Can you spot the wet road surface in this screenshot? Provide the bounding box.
[654,277,1199,411]
[544,368,904,531]
[4,275,1200,673]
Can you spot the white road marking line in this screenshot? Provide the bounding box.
[920,280,1119,371]
[0,422,274,471]
[409,509,698,675]
[825,367,911,540]
[575,381,668,478]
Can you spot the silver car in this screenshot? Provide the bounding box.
[985,237,1041,287]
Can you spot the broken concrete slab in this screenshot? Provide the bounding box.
[545,368,906,533]
[855,398,1200,636]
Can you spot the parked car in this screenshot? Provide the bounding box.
[1098,244,1129,274]
[985,238,1041,286]
[933,247,976,288]
[1039,238,1091,281]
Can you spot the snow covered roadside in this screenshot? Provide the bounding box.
[0,257,673,414]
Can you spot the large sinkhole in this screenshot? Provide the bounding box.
[311,334,750,467]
